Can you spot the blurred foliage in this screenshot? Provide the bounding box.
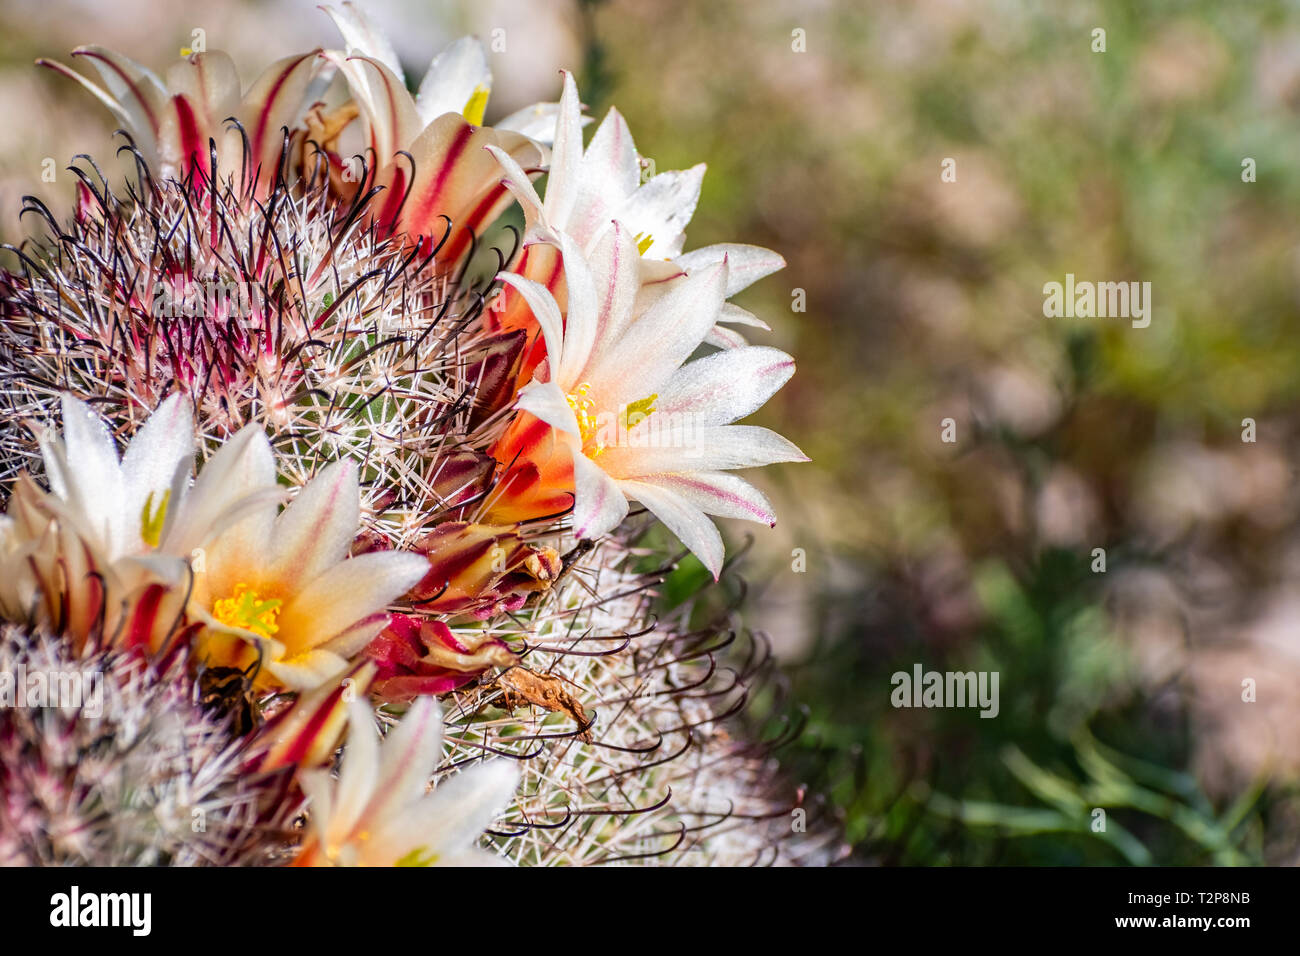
[596,0,1300,863]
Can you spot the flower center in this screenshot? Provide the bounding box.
[564,384,660,455]
[212,584,283,639]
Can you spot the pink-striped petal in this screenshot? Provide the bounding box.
[566,106,639,246]
[635,471,776,526]
[675,243,787,296]
[322,2,405,83]
[655,346,795,426]
[364,695,444,824]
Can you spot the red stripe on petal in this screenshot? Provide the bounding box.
[435,179,510,264]
[74,49,161,134]
[124,584,166,650]
[375,163,409,235]
[172,94,205,177]
[251,57,306,158]
[398,122,474,243]
[276,682,346,767]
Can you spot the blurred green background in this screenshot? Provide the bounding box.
[5,0,1300,864]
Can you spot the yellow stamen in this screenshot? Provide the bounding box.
[566,382,599,448]
[634,232,655,255]
[463,85,490,127]
[212,584,283,639]
[140,490,170,547]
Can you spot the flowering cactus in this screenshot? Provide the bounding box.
[0,6,823,866]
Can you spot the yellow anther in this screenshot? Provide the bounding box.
[566,383,598,443]
[212,583,283,640]
[463,85,491,127]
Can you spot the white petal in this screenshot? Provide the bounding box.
[556,231,599,384]
[267,460,360,590]
[620,479,725,579]
[375,759,519,863]
[332,696,382,839]
[168,425,278,577]
[704,325,749,349]
[611,163,705,260]
[495,101,563,145]
[265,648,351,692]
[587,258,728,408]
[37,57,135,143]
[322,612,397,660]
[55,394,125,555]
[499,271,566,377]
[484,145,548,240]
[566,107,638,247]
[416,36,491,125]
[572,451,629,539]
[655,346,795,426]
[716,302,771,329]
[515,380,580,437]
[543,71,583,230]
[365,696,443,824]
[582,107,639,194]
[675,243,786,297]
[322,2,405,83]
[164,52,241,123]
[120,393,195,551]
[72,46,166,156]
[581,223,642,376]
